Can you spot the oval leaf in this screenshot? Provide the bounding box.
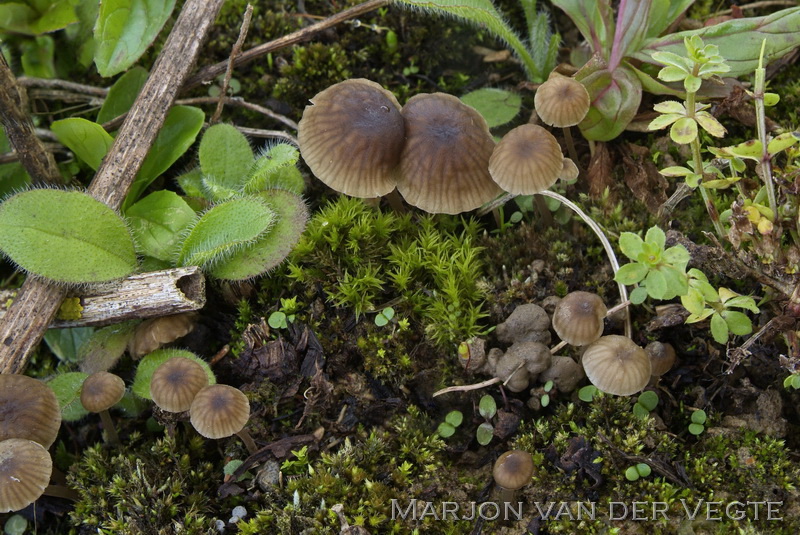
[199,123,254,194]
[460,88,521,128]
[94,0,177,77]
[126,190,197,262]
[97,66,149,124]
[0,189,136,283]
[51,118,114,170]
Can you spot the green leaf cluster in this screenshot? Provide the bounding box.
[436,410,463,438]
[688,409,707,435]
[681,270,758,344]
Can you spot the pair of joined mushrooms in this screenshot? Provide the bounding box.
[298,76,588,214]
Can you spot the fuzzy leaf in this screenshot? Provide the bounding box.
[177,197,276,269]
[199,124,254,194]
[244,143,303,194]
[126,190,197,262]
[461,88,522,127]
[614,262,648,285]
[47,372,90,421]
[210,190,308,280]
[78,321,138,374]
[51,118,114,170]
[97,66,148,124]
[94,0,177,77]
[0,189,136,283]
[619,231,644,260]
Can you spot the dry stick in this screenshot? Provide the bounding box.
[0,55,63,186]
[0,0,226,375]
[182,0,390,92]
[210,4,253,125]
[178,96,298,130]
[17,76,109,97]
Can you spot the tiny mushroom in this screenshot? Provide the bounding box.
[128,313,196,359]
[552,291,608,346]
[298,78,405,198]
[488,124,565,194]
[0,374,62,449]
[80,371,125,445]
[398,93,501,214]
[645,341,677,378]
[582,335,652,396]
[534,72,591,128]
[190,384,257,454]
[150,357,209,413]
[493,450,535,503]
[0,438,53,513]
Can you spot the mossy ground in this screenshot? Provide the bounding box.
[3,1,800,535]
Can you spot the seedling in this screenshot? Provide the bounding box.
[374,307,395,327]
[436,410,463,438]
[625,463,652,482]
[681,270,759,344]
[476,394,497,446]
[633,391,659,419]
[688,409,707,435]
[540,380,554,408]
[578,385,599,403]
[268,297,300,330]
[783,374,800,390]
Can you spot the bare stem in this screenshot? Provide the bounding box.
[211,4,253,124]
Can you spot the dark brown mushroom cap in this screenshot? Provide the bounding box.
[189,384,250,439]
[298,79,404,198]
[150,357,209,413]
[645,341,677,377]
[0,374,61,449]
[552,291,608,346]
[80,371,125,413]
[0,438,52,513]
[492,450,534,490]
[582,335,652,396]
[534,73,591,128]
[397,93,501,214]
[488,125,564,194]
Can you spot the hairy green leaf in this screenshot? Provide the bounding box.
[126,190,197,262]
[244,144,304,194]
[0,189,137,283]
[47,372,90,421]
[199,124,254,194]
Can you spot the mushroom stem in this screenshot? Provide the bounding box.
[44,484,79,502]
[561,127,580,173]
[98,409,120,446]
[236,429,258,455]
[383,190,407,213]
[497,486,519,506]
[535,190,631,338]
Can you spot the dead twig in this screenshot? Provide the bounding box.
[211,4,253,124]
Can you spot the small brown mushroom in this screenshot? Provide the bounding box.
[150,357,209,413]
[488,124,564,194]
[298,79,405,198]
[534,72,590,170]
[645,341,677,378]
[0,438,53,513]
[80,371,125,445]
[398,93,501,214]
[493,449,534,504]
[582,335,652,396]
[552,291,608,346]
[190,384,256,454]
[128,313,196,359]
[0,374,62,449]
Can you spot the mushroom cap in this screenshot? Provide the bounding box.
[128,313,196,359]
[0,374,62,449]
[534,73,591,128]
[552,291,608,346]
[190,384,250,439]
[644,341,677,377]
[492,450,534,490]
[0,438,52,513]
[488,125,564,195]
[150,357,209,413]
[298,79,404,198]
[582,335,652,396]
[80,371,125,413]
[398,93,501,214]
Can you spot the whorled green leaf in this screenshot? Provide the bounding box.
[244,144,305,195]
[78,321,138,374]
[177,196,276,269]
[131,348,215,400]
[644,268,667,299]
[614,262,648,285]
[125,106,204,209]
[710,312,729,344]
[51,118,114,170]
[619,231,644,260]
[722,310,753,336]
[199,123,254,194]
[201,175,240,203]
[767,131,800,155]
[126,190,197,262]
[210,190,309,280]
[176,167,205,199]
[460,88,521,127]
[94,0,177,77]
[0,189,137,283]
[577,61,642,141]
[97,66,149,124]
[48,371,90,421]
[670,117,698,144]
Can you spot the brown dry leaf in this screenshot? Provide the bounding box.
[586,141,615,199]
[621,142,668,214]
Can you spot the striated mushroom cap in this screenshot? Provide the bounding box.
[298,79,405,198]
[645,341,677,377]
[552,291,607,346]
[0,374,61,449]
[150,357,209,413]
[398,93,501,214]
[0,438,52,513]
[493,450,534,490]
[582,335,651,396]
[80,371,125,413]
[190,384,250,440]
[534,73,591,128]
[489,124,564,194]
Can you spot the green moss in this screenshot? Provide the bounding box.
[67,432,225,534]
